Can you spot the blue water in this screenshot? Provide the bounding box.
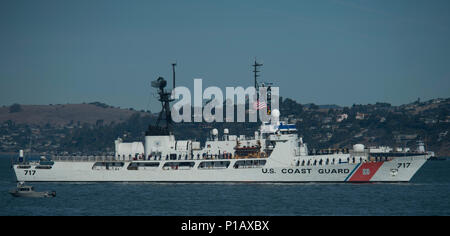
[1,155,449,216]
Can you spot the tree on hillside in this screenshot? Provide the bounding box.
[309,103,319,110]
[9,103,22,113]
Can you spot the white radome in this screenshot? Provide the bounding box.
[353,144,365,152]
[271,109,280,118]
[211,128,219,136]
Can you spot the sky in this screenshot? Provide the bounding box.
[1,0,449,112]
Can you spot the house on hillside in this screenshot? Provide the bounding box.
[336,114,348,122]
[355,112,368,120]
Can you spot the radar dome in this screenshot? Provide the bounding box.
[353,144,365,152]
[271,109,280,118]
[211,129,219,136]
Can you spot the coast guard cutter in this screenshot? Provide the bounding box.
[12,62,430,182]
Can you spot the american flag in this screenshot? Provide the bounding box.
[253,100,267,110]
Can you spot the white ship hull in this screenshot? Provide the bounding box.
[14,155,428,183]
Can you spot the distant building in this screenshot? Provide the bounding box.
[336,114,348,122]
[424,118,437,124]
[394,134,418,143]
[323,117,332,123]
[432,98,444,104]
[355,112,367,120]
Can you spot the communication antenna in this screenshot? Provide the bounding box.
[252,59,263,100]
[172,62,177,90]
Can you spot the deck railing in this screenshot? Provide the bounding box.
[51,156,118,162]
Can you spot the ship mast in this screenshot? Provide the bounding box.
[252,60,263,101]
[154,77,174,130]
[172,62,176,90]
[146,64,176,135]
[252,60,271,115]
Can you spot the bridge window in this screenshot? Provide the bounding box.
[233,160,266,169]
[36,165,52,169]
[163,162,195,170]
[17,165,31,169]
[198,161,230,169]
[92,162,124,170]
[127,162,160,170]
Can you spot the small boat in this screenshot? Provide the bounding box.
[9,182,56,198]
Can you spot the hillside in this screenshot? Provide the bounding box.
[0,98,449,156]
[0,102,149,126]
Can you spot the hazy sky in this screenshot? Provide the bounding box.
[1,0,449,111]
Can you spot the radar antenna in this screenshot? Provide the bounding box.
[146,64,176,135]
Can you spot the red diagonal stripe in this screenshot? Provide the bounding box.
[348,162,384,182]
